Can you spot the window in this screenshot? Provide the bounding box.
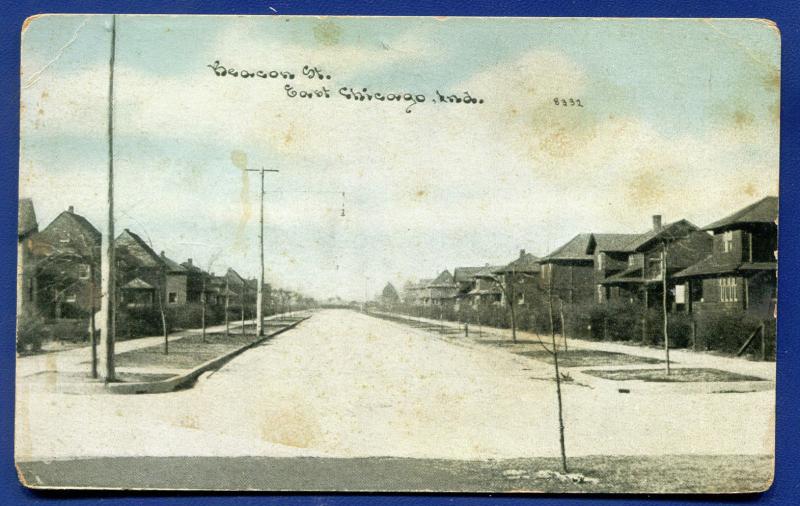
[719,277,738,303]
[78,263,90,279]
[597,253,605,271]
[597,284,605,303]
[517,293,525,305]
[168,292,177,304]
[65,293,77,303]
[628,255,636,267]
[722,231,734,253]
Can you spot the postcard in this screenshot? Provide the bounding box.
[16,15,778,492]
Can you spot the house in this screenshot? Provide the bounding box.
[600,216,713,311]
[492,249,542,307]
[181,258,209,304]
[17,199,39,317]
[452,266,489,306]
[402,278,431,305]
[31,206,102,319]
[539,234,597,305]
[673,196,777,319]
[159,252,188,306]
[425,270,458,305]
[592,232,646,303]
[468,265,504,306]
[115,229,166,309]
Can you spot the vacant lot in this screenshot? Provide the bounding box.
[113,331,261,370]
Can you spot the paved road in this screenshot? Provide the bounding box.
[16,309,774,488]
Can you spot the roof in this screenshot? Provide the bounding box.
[702,196,778,231]
[18,199,38,238]
[160,253,187,273]
[622,220,698,252]
[592,233,641,253]
[600,265,644,285]
[474,265,504,279]
[121,277,154,290]
[541,234,594,262]
[427,270,456,288]
[673,255,777,279]
[494,253,541,274]
[453,266,488,282]
[116,229,163,265]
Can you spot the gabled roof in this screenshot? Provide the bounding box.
[121,277,154,290]
[494,253,541,274]
[474,265,504,279]
[225,268,246,286]
[427,270,456,288]
[40,208,102,244]
[181,260,205,274]
[541,233,594,262]
[622,220,698,252]
[160,253,187,273]
[18,199,38,238]
[702,196,778,231]
[453,266,488,283]
[116,229,163,265]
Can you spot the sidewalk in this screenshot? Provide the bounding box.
[370,311,776,382]
[16,311,309,383]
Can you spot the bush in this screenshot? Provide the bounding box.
[17,313,45,353]
[117,307,167,338]
[43,319,89,342]
[695,310,775,360]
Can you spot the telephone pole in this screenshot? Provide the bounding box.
[100,14,117,381]
[246,167,278,336]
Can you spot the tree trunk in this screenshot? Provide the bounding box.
[559,298,567,351]
[548,282,568,473]
[89,264,98,378]
[224,280,230,338]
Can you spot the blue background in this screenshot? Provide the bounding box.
[1,1,797,504]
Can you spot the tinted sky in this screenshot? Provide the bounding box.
[20,15,780,300]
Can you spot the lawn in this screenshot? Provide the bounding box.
[513,349,664,368]
[113,331,263,370]
[583,367,766,382]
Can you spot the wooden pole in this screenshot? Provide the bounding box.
[224,278,230,337]
[662,244,671,375]
[257,168,265,337]
[99,14,117,382]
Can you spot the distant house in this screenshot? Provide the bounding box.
[402,278,431,305]
[425,270,458,305]
[159,252,188,306]
[17,199,39,317]
[32,206,101,319]
[598,217,713,311]
[673,196,777,319]
[539,234,597,305]
[591,232,646,303]
[492,249,542,307]
[115,229,166,309]
[452,266,489,306]
[468,265,504,306]
[181,258,209,304]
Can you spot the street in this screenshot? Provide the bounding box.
[16,309,774,489]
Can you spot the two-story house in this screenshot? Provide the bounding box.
[426,270,458,305]
[673,196,777,319]
[539,234,597,305]
[159,252,188,306]
[32,206,102,319]
[17,199,39,318]
[491,250,542,307]
[601,216,713,311]
[115,229,166,309]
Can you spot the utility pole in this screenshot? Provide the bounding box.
[245,167,278,336]
[100,14,117,382]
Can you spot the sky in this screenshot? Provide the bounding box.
[20,15,780,300]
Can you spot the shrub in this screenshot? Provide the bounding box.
[695,310,775,360]
[43,319,89,342]
[17,313,45,353]
[117,307,166,338]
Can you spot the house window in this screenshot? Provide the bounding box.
[517,293,525,305]
[719,277,738,303]
[597,253,605,271]
[65,293,77,303]
[168,292,177,304]
[597,284,605,303]
[78,263,90,279]
[722,231,734,253]
[628,255,636,267]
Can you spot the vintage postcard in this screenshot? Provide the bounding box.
[16,15,778,492]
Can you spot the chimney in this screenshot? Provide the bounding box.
[67,205,74,213]
[187,258,193,266]
[160,250,165,258]
[520,249,526,258]
[652,215,662,231]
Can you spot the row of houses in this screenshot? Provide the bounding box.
[17,201,306,329]
[399,196,778,334]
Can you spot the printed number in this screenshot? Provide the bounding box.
[553,97,584,107]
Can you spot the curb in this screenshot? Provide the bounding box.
[106,316,309,395]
